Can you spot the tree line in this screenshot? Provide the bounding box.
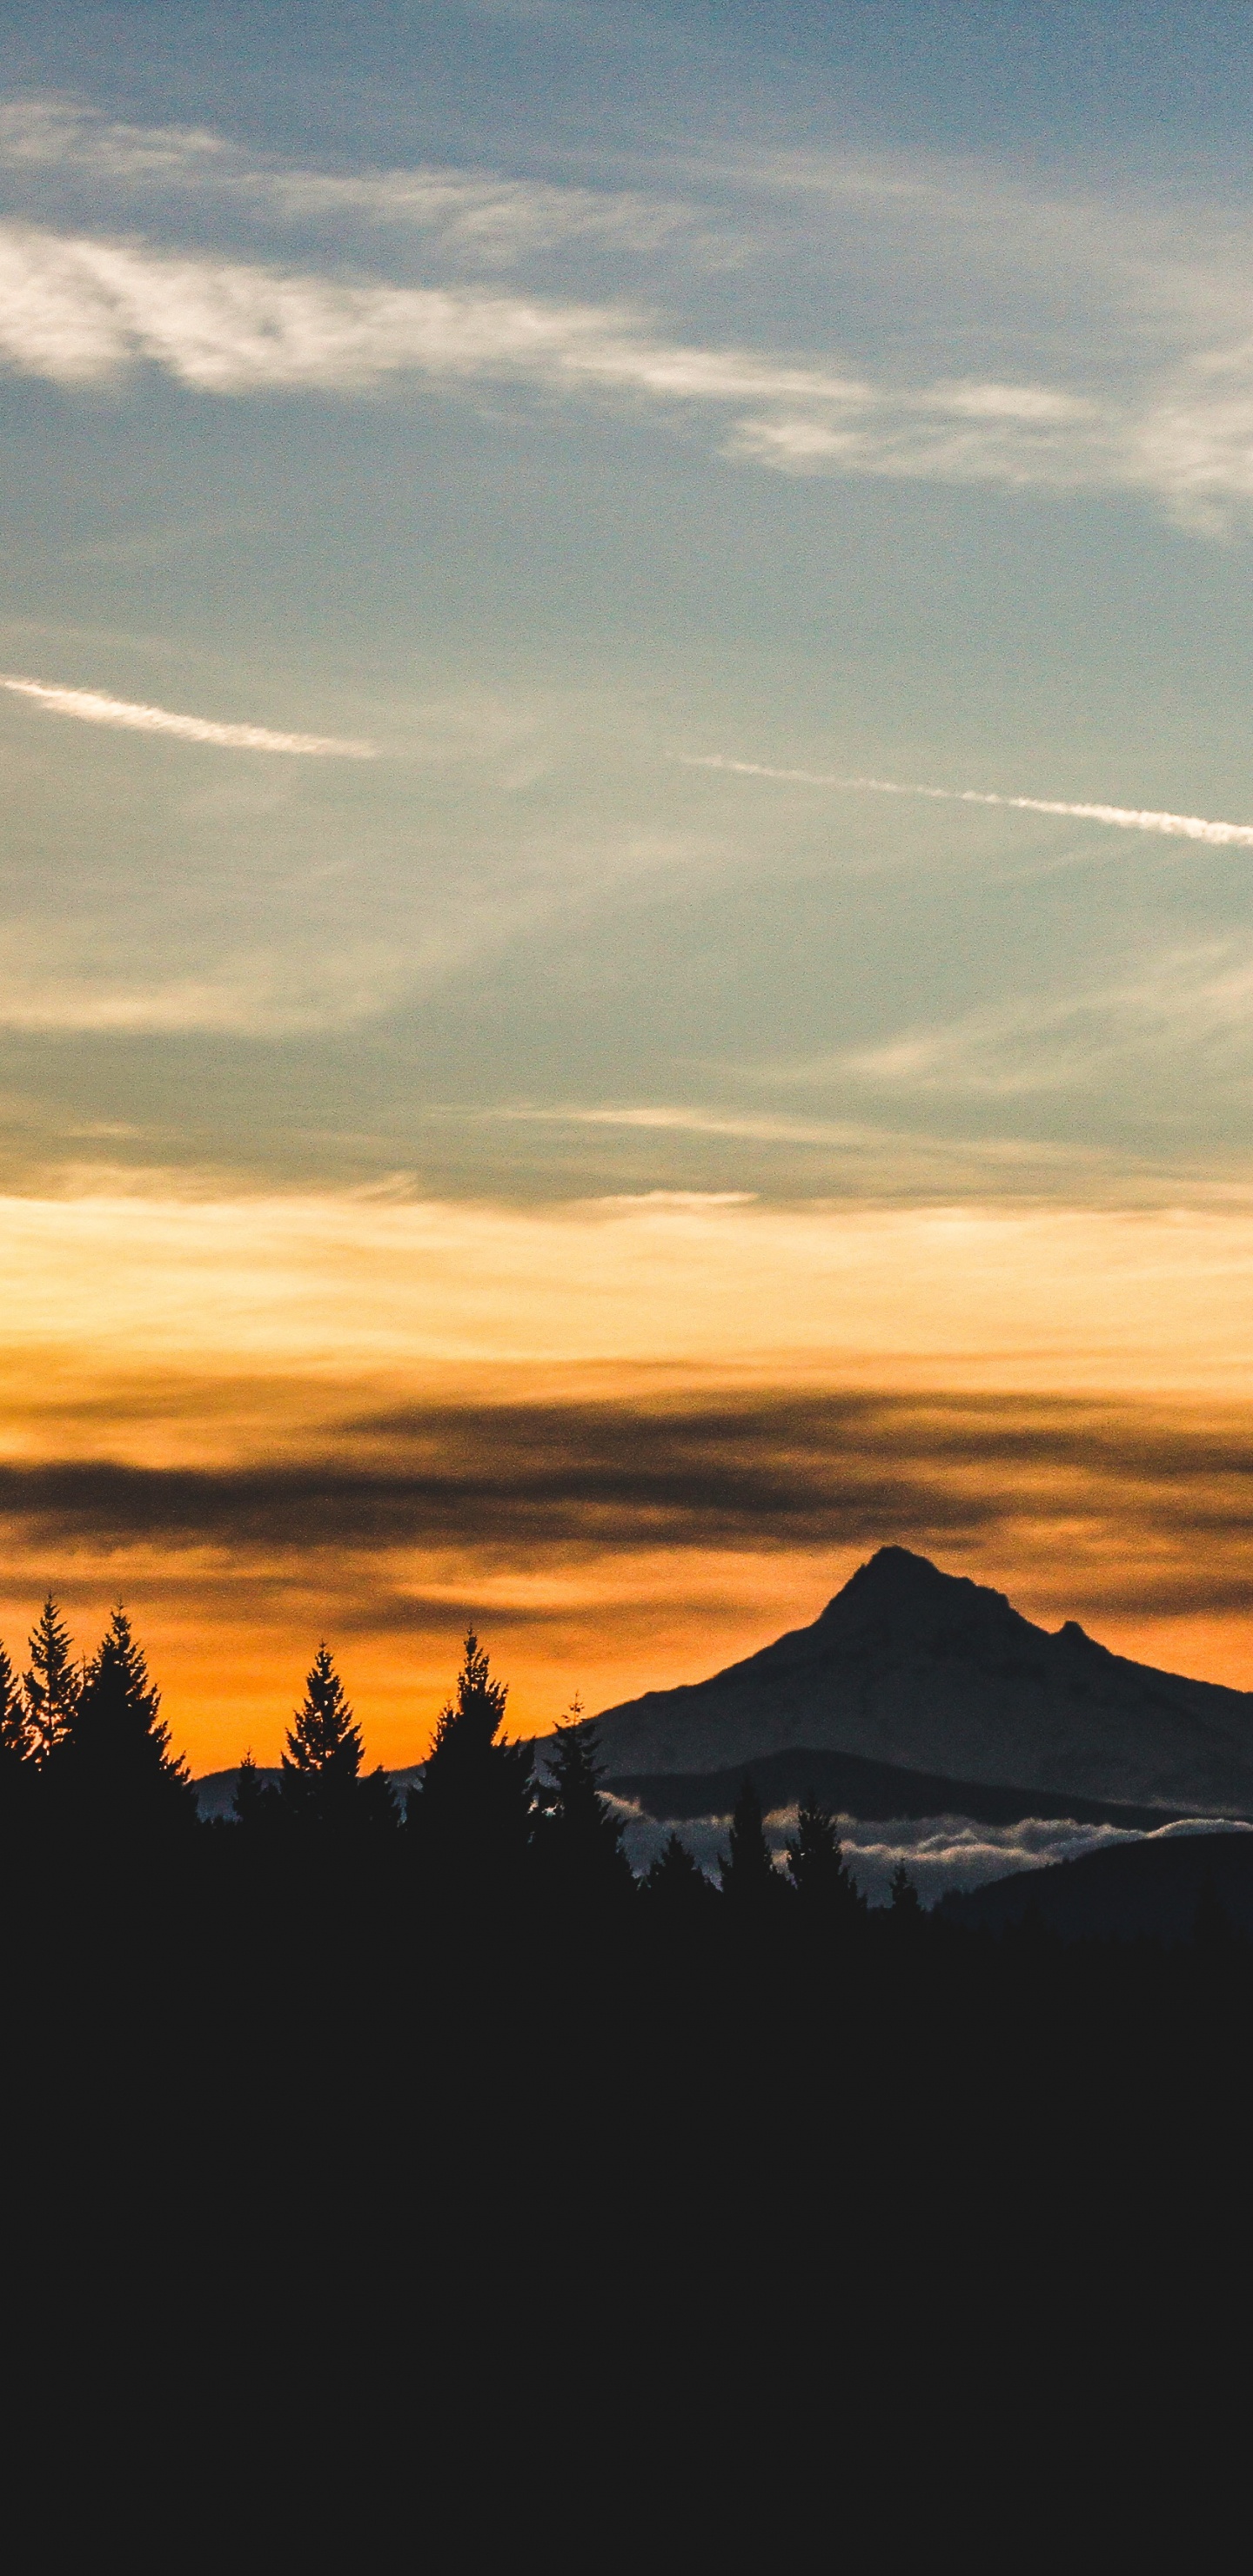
[0,1596,896,1923]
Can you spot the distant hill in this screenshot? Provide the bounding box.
[194,1763,425,1820]
[941,1828,1253,1943]
[584,1547,1253,1816]
[604,1746,1176,1833]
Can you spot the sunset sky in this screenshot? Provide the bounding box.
[4,2,1253,1771]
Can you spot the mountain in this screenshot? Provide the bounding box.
[941,1828,1253,1942]
[586,1547,1253,1816]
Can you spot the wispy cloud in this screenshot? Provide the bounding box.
[0,212,1244,520]
[684,755,1253,852]
[727,385,1110,490]
[0,97,233,185]
[0,97,706,265]
[0,219,873,406]
[0,947,410,1036]
[11,101,1253,522]
[0,209,1134,508]
[471,1101,1180,1199]
[0,673,376,756]
[486,1102,879,1145]
[835,942,1253,1100]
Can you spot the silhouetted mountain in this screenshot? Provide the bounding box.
[194,1765,280,1818]
[941,1827,1253,1942]
[586,1547,1253,1815]
[605,1746,1177,1833]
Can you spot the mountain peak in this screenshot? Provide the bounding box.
[586,1547,1253,1815]
[818,1546,1014,1633]
[841,1546,969,1600]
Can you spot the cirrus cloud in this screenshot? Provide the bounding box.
[0,672,377,755]
[0,218,871,404]
[0,96,710,266]
[0,214,1140,500]
[3,211,1253,525]
[683,755,1253,851]
[9,101,1253,526]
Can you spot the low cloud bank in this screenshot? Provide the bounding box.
[606,1798,1253,1906]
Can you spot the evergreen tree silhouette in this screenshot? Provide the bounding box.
[889,1861,921,1915]
[60,1607,196,1829]
[720,1777,784,1914]
[358,1767,400,1835]
[233,1748,271,1829]
[536,1700,633,1911]
[23,1596,79,1765]
[642,1829,716,1921]
[0,1639,32,1804]
[280,1644,364,1827]
[410,1631,533,1893]
[785,1791,864,1926]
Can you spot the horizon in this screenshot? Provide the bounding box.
[5,4,1253,1771]
[13,1535,1249,1790]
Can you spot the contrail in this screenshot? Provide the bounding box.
[0,674,377,757]
[683,755,1253,851]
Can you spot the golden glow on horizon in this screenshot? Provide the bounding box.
[3,1183,1253,1387]
[3,1182,1253,1769]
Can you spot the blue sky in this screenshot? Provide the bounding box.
[3,3,1253,1207]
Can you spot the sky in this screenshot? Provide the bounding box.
[5,2,1253,1768]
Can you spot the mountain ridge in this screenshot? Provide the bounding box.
[581,1547,1253,1815]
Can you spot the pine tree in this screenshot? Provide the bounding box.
[23,1596,79,1765]
[233,1748,271,1829]
[409,1632,533,1895]
[0,1640,32,1804]
[642,1829,716,1920]
[785,1791,864,1926]
[889,1861,921,1915]
[62,1607,196,1828]
[536,1701,633,1912]
[279,1645,365,1828]
[720,1776,784,1914]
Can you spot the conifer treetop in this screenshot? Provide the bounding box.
[414,1631,533,1881]
[49,1604,195,1831]
[427,1629,509,1763]
[76,1606,191,1789]
[23,1594,80,1763]
[0,1639,32,1773]
[283,1642,364,1781]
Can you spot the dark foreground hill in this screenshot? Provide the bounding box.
[941,1827,1253,1942]
[586,1546,1253,1815]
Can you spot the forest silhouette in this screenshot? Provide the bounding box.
[4,1593,1252,1977]
[3,1594,1246,2502]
